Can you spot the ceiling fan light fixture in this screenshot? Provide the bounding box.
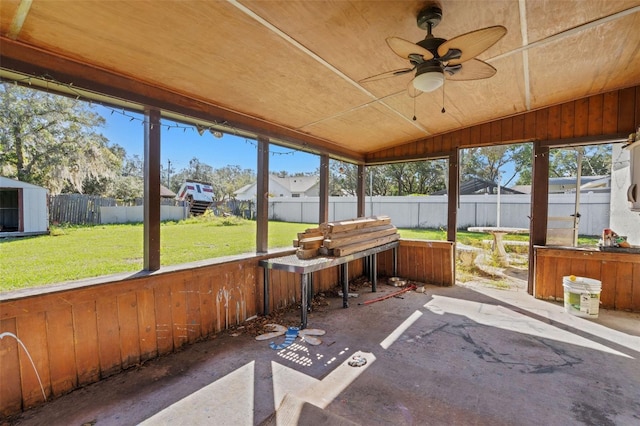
[413,66,444,92]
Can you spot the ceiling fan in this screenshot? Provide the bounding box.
[360,4,507,97]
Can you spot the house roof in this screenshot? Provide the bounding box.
[432,177,524,195]
[272,175,318,193]
[1,1,638,165]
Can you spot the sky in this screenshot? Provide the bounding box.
[95,105,321,175]
[95,105,517,185]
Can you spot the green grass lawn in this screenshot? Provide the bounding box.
[0,217,313,291]
[0,218,598,292]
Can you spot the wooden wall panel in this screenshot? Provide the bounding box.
[587,94,604,135]
[0,318,22,416]
[117,292,140,369]
[602,91,619,134]
[388,240,454,286]
[534,248,640,311]
[184,277,201,344]
[0,254,272,417]
[45,307,77,396]
[170,276,188,349]
[16,312,51,407]
[96,298,121,378]
[153,278,174,355]
[574,97,589,137]
[366,86,638,164]
[71,302,99,386]
[136,288,158,361]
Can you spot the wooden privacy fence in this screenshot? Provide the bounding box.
[49,194,116,225]
[49,195,184,225]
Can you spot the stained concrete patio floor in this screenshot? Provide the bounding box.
[7,278,640,426]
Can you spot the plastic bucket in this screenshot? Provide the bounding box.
[562,276,601,318]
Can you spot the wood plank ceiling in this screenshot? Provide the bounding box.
[1,0,639,163]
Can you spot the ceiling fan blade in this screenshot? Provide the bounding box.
[446,59,496,81]
[386,37,434,61]
[437,25,506,65]
[359,67,414,83]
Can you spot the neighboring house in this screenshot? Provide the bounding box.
[432,177,524,195]
[235,175,319,200]
[0,176,49,237]
[512,176,611,194]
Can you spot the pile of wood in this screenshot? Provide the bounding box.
[294,216,399,259]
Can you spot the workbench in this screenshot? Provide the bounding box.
[259,241,399,328]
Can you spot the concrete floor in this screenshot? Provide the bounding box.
[6,279,640,426]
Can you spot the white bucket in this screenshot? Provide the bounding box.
[562,276,602,319]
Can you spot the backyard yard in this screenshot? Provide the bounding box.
[4,215,599,292]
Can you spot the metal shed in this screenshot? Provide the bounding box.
[0,176,49,237]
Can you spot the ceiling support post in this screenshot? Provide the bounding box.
[529,142,550,294]
[356,164,366,218]
[143,108,161,271]
[256,137,269,253]
[447,150,459,243]
[319,155,329,224]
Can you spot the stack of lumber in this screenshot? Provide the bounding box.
[293,216,399,259]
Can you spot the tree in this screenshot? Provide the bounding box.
[0,83,122,194]
[212,165,255,202]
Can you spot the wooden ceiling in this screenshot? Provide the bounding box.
[1,0,640,163]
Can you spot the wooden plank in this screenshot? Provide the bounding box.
[327,216,390,233]
[0,318,22,416]
[45,307,77,396]
[573,97,589,137]
[560,101,575,139]
[633,263,640,312]
[501,117,513,142]
[153,279,174,355]
[524,111,538,140]
[171,277,188,349]
[197,269,216,338]
[136,288,158,361]
[296,248,319,259]
[469,125,481,145]
[534,108,549,140]
[480,123,491,143]
[300,239,323,250]
[117,292,140,369]
[71,301,100,386]
[442,133,453,151]
[512,114,525,141]
[185,277,202,343]
[324,227,398,249]
[617,86,636,133]
[546,105,562,140]
[96,297,121,378]
[613,261,633,310]
[602,90,619,134]
[587,94,604,135]
[599,261,616,308]
[490,120,502,143]
[333,234,399,257]
[16,312,51,407]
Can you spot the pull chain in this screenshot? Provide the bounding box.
[441,77,446,114]
[413,94,417,121]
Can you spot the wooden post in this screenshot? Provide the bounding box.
[447,151,459,243]
[319,154,329,224]
[529,142,550,294]
[256,137,269,253]
[144,108,161,271]
[357,164,366,217]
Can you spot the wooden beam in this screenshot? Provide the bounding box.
[319,154,329,224]
[256,137,269,253]
[356,164,365,218]
[447,151,459,244]
[529,142,549,294]
[143,108,161,271]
